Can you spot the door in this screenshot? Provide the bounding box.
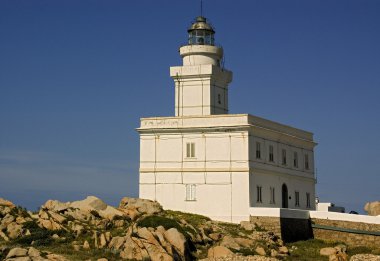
[282,183,288,208]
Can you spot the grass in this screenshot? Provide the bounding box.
[284,239,379,261]
[164,210,211,227]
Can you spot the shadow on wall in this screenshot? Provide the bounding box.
[280,217,314,243]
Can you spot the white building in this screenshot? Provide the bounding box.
[138,16,317,223]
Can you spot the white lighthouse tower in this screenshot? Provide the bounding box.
[138,16,316,223]
[171,16,232,116]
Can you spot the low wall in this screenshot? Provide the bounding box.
[310,211,380,248]
[249,208,380,246]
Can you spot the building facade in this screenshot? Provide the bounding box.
[138,16,317,223]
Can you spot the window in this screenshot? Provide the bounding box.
[304,154,309,170]
[282,149,287,165]
[294,152,298,168]
[270,187,275,204]
[295,191,300,207]
[256,142,261,159]
[186,143,195,158]
[186,184,196,201]
[256,186,262,203]
[217,94,222,104]
[269,145,274,162]
[306,193,311,208]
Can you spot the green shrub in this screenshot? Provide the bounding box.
[138,215,195,239]
[137,215,182,231]
[13,221,54,246]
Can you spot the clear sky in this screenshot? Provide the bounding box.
[1,1,379,213]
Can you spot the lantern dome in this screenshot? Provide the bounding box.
[187,16,215,45]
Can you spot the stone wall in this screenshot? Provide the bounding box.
[250,215,380,247]
[312,218,380,248]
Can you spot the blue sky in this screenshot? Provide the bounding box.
[1,1,379,213]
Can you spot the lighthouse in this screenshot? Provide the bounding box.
[138,16,316,223]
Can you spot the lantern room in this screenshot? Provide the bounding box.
[188,16,215,45]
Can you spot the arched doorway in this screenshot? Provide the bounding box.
[282,183,288,208]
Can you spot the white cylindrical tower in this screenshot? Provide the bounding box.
[180,16,223,66]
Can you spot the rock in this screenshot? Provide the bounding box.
[220,236,241,250]
[42,200,70,212]
[72,244,81,251]
[320,247,337,256]
[16,216,27,224]
[7,222,23,239]
[46,253,69,261]
[108,236,125,250]
[71,196,107,211]
[1,214,15,227]
[0,230,9,241]
[207,246,234,258]
[0,198,15,208]
[99,233,107,248]
[39,210,49,220]
[7,257,31,261]
[121,236,148,260]
[48,211,66,224]
[113,219,124,227]
[28,247,40,257]
[119,197,163,217]
[350,254,380,261]
[105,231,111,242]
[97,259,108,261]
[83,240,90,249]
[240,221,256,231]
[278,246,289,254]
[93,231,99,248]
[330,252,348,261]
[271,249,278,257]
[235,237,254,248]
[70,196,124,220]
[209,232,222,241]
[6,247,28,258]
[163,228,187,256]
[335,244,347,253]
[364,201,380,216]
[255,246,267,256]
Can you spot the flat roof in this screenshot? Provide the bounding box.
[138,114,314,142]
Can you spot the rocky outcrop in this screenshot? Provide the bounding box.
[1,196,378,261]
[118,197,163,220]
[3,247,68,261]
[364,201,380,216]
[320,245,348,261]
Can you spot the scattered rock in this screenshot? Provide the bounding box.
[240,221,256,231]
[220,235,241,250]
[278,246,289,254]
[208,246,234,258]
[255,246,267,256]
[7,222,23,239]
[83,240,90,249]
[364,201,380,216]
[27,247,40,257]
[164,228,187,256]
[320,247,337,256]
[6,247,28,258]
[119,197,162,219]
